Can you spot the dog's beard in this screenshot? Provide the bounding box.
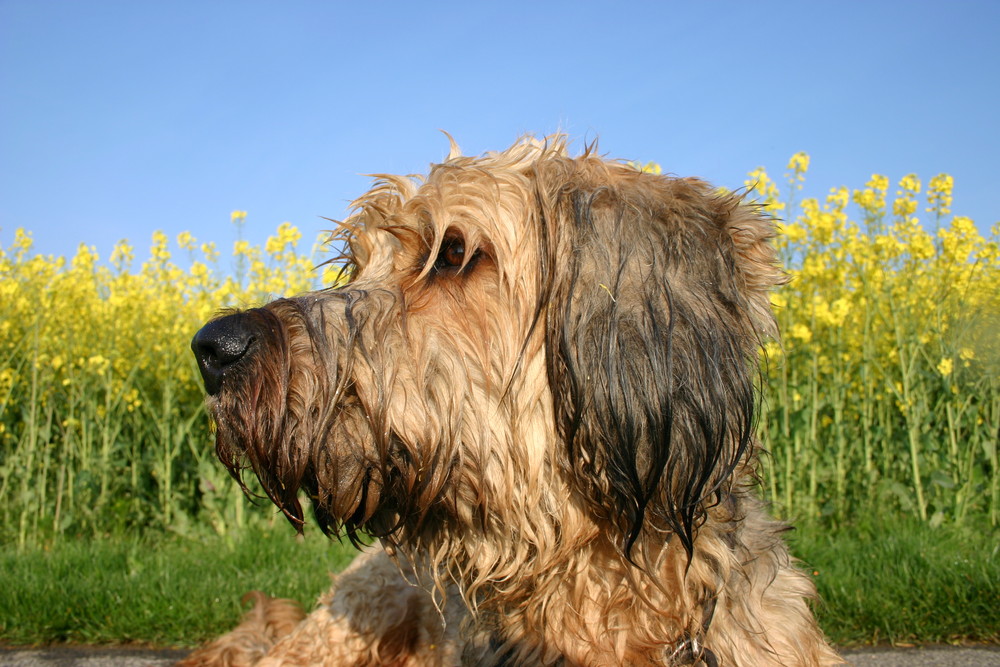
[207,299,382,536]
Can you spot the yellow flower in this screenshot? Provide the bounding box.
[176,231,196,251]
[951,216,976,235]
[778,222,807,244]
[640,161,662,174]
[265,222,303,256]
[786,152,810,187]
[0,369,14,393]
[150,230,171,261]
[898,173,921,196]
[829,298,850,326]
[231,210,248,224]
[321,264,347,287]
[892,197,917,218]
[110,240,134,270]
[745,167,785,212]
[936,358,953,377]
[853,174,889,219]
[233,240,251,257]
[201,241,220,263]
[906,226,935,260]
[867,174,889,192]
[938,216,980,262]
[826,186,849,210]
[12,228,35,258]
[790,323,813,343]
[71,243,99,271]
[926,173,954,216]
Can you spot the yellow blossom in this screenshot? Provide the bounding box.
[898,173,921,196]
[639,161,662,174]
[177,231,196,251]
[777,221,807,244]
[233,240,251,257]
[150,231,171,261]
[201,241,220,263]
[110,240,134,271]
[927,173,954,217]
[893,197,918,218]
[745,167,786,212]
[826,186,849,210]
[867,174,889,192]
[790,323,813,343]
[786,152,810,189]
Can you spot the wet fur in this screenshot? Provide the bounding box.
[187,137,842,666]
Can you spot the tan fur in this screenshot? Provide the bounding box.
[188,136,844,666]
[177,591,306,667]
[250,549,487,667]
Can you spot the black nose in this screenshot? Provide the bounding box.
[191,313,256,395]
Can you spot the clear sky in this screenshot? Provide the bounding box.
[2,1,997,265]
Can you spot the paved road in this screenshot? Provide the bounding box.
[845,646,1000,666]
[1,645,998,666]
[0,647,185,667]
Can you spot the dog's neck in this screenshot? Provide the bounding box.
[387,355,766,665]
[403,499,723,666]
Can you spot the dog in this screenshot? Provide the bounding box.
[188,136,842,666]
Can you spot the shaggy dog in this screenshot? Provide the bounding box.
[187,137,842,666]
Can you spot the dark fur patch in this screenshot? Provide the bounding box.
[544,175,761,556]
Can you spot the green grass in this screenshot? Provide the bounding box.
[0,525,356,647]
[1,516,996,649]
[790,516,1000,646]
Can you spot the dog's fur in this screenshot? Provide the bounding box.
[178,550,483,667]
[177,591,306,667]
[188,136,842,666]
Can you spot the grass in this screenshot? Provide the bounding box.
[0,524,356,647]
[1,515,996,649]
[790,516,1000,646]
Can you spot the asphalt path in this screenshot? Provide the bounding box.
[1,645,998,666]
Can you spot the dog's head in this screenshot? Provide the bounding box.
[192,136,783,555]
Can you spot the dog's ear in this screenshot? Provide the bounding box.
[539,163,782,556]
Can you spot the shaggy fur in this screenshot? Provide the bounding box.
[176,591,306,667]
[189,136,843,666]
[180,550,485,667]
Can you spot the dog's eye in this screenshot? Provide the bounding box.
[434,236,469,271]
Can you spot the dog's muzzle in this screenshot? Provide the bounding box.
[191,313,257,396]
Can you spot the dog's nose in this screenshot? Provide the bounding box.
[191,313,256,395]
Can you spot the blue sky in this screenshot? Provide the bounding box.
[2,1,997,266]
